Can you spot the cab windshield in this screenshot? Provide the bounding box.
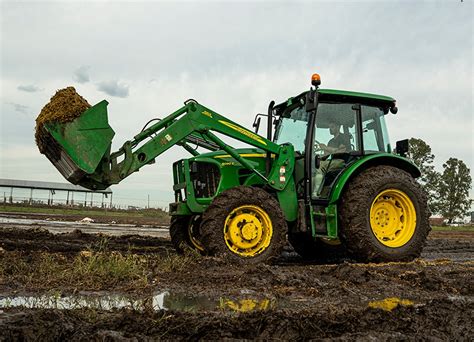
[273,102,391,154]
[273,105,309,153]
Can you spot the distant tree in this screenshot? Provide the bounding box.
[407,138,440,211]
[435,158,472,223]
[407,138,434,174]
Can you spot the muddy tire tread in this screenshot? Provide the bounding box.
[170,216,192,254]
[339,165,431,262]
[200,186,287,264]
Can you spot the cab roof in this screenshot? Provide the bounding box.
[275,88,396,113]
[318,88,395,102]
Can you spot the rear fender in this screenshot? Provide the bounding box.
[329,153,421,204]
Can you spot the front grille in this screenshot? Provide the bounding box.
[173,160,187,201]
[190,162,220,198]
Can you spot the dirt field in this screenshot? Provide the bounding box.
[0,207,170,226]
[0,218,473,340]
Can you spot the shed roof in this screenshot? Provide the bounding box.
[0,178,112,194]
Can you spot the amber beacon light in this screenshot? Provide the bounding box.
[311,73,321,87]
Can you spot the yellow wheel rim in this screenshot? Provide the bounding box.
[370,189,417,248]
[187,217,205,252]
[224,205,273,257]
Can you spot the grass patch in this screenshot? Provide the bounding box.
[0,239,149,290]
[0,251,149,290]
[154,250,201,273]
[0,239,200,291]
[73,252,148,285]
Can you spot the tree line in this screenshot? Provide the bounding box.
[408,138,472,223]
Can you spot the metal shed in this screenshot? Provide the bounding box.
[0,178,113,207]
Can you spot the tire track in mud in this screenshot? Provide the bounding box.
[421,234,474,261]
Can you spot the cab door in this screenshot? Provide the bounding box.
[310,103,358,199]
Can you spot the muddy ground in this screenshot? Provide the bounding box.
[0,210,169,226]
[0,224,473,340]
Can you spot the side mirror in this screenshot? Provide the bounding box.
[366,121,377,131]
[252,116,262,133]
[396,139,409,157]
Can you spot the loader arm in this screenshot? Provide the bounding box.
[44,100,294,191]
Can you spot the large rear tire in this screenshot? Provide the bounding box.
[170,216,205,254]
[200,186,287,264]
[339,165,431,262]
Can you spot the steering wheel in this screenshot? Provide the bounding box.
[314,140,332,161]
[314,140,324,153]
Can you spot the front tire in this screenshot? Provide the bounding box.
[200,186,287,264]
[339,165,431,262]
[170,216,205,254]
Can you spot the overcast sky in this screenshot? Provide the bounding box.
[0,0,472,208]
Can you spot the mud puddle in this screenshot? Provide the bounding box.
[0,216,169,237]
[1,295,472,340]
[0,291,276,313]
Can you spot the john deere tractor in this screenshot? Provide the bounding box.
[39,74,430,263]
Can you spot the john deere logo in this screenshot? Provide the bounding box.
[218,120,267,146]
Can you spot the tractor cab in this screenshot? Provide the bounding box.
[273,85,397,201]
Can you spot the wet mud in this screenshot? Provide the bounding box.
[0,209,170,225]
[0,225,473,340]
[0,227,172,255]
[2,298,472,341]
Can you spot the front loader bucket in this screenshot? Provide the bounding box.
[41,100,115,184]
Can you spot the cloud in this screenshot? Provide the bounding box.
[17,84,41,93]
[7,102,29,114]
[96,80,129,98]
[73,65,90,84]
[1,2,472,206]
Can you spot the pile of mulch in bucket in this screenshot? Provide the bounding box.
[35,87,91,153]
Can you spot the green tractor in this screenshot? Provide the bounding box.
[39,74,430,263]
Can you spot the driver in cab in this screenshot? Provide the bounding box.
[315,122,351,155]
[313,121,351,197]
